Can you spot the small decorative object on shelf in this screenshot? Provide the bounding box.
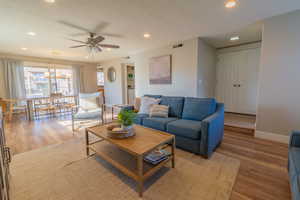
[106,110,136,139]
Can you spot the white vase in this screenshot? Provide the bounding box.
[121,124,135,137]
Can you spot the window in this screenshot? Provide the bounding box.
[97,71,104,86]
[51,68,74,95]
[24,65,74,98]
[24,67,50,97]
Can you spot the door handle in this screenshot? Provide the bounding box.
[4,147,11,163]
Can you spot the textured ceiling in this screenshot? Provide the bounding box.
[0,0,300,62]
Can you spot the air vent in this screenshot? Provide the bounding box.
[173,43,183,48]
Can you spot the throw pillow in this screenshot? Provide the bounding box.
[149,105,169,118]
[138,97,161,114]
[79,96,99,111]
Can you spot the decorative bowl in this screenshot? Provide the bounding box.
[106,124,135,139]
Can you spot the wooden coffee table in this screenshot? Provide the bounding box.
[85,124,175,197]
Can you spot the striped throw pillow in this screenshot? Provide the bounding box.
[149,105,169,118]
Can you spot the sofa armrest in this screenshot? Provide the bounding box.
[289,131,300,148]
[200,103,224,158]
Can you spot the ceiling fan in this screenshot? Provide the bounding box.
[58,21,121,55]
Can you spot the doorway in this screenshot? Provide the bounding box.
[121,64,135,105]
[126,65,135,105]
[215,44,261,133]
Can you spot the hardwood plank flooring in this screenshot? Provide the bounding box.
[4,115,291,200]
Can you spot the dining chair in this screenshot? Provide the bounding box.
[9,100,28,120]
[33,98,56,119]
[72,92,104,132]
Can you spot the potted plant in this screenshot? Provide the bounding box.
[118,110,137,134]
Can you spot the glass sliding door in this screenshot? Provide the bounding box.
[24,64,74,98]
[50,68,57,95]
[55,68,73,96]
[24,67,50,98]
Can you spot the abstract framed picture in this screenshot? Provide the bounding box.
[149,55,172,84]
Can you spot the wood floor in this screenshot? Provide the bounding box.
[4,115,291,200]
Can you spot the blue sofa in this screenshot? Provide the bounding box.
[288,131,300,200]
[133,95,224,158]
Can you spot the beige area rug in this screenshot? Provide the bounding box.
[10,138,240,200]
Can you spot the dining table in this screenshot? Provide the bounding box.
[0,95,77,121]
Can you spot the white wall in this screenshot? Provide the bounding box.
[132,38,199,97]
[197,39,216,98]
[100,58,132,104]
[256,10,300,136]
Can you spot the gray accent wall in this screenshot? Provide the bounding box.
[256,10,300,136]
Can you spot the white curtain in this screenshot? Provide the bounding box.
[72,65,85,95]
[0,59,26,99]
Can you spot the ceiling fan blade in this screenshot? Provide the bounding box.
[58,20,91,33]
[93,22,109,34]
[70,45,87,48]
[93,35,105,43]
[68,39,87,44]
[100,33,123,38]
[96,46,102,52]
[99,44,120,49]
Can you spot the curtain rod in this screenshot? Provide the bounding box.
[0,52,95,66]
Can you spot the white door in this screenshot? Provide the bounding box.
[216,48,260,114]
[236,48,260,114]
[216,52,238,112]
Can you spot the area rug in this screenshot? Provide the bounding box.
[10,138,240,200]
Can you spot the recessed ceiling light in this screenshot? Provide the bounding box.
[230,36,240,41]
[51,50,61,55]
[44,0,55,3]
[21,47,28,51]
[225,0,237,8]
[143,33,151,38]
[27,32,36,36]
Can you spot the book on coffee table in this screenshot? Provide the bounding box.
[144,149,171,165]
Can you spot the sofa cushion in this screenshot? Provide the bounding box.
[74,108,102,120]
[149,105,169,118]
[167,119,202,140]
[182,98,217,121]
[289,147,300,199]
[160,96,184,118]
[138,97,161,114]
[144,94,162,99]
[143,117,177,131]
[134,114,149,125]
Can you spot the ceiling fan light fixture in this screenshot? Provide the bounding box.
[225,0,237,8]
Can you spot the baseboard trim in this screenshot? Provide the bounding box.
[255,130,289,144]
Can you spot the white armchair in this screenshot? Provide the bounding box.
[72,92,104,132]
